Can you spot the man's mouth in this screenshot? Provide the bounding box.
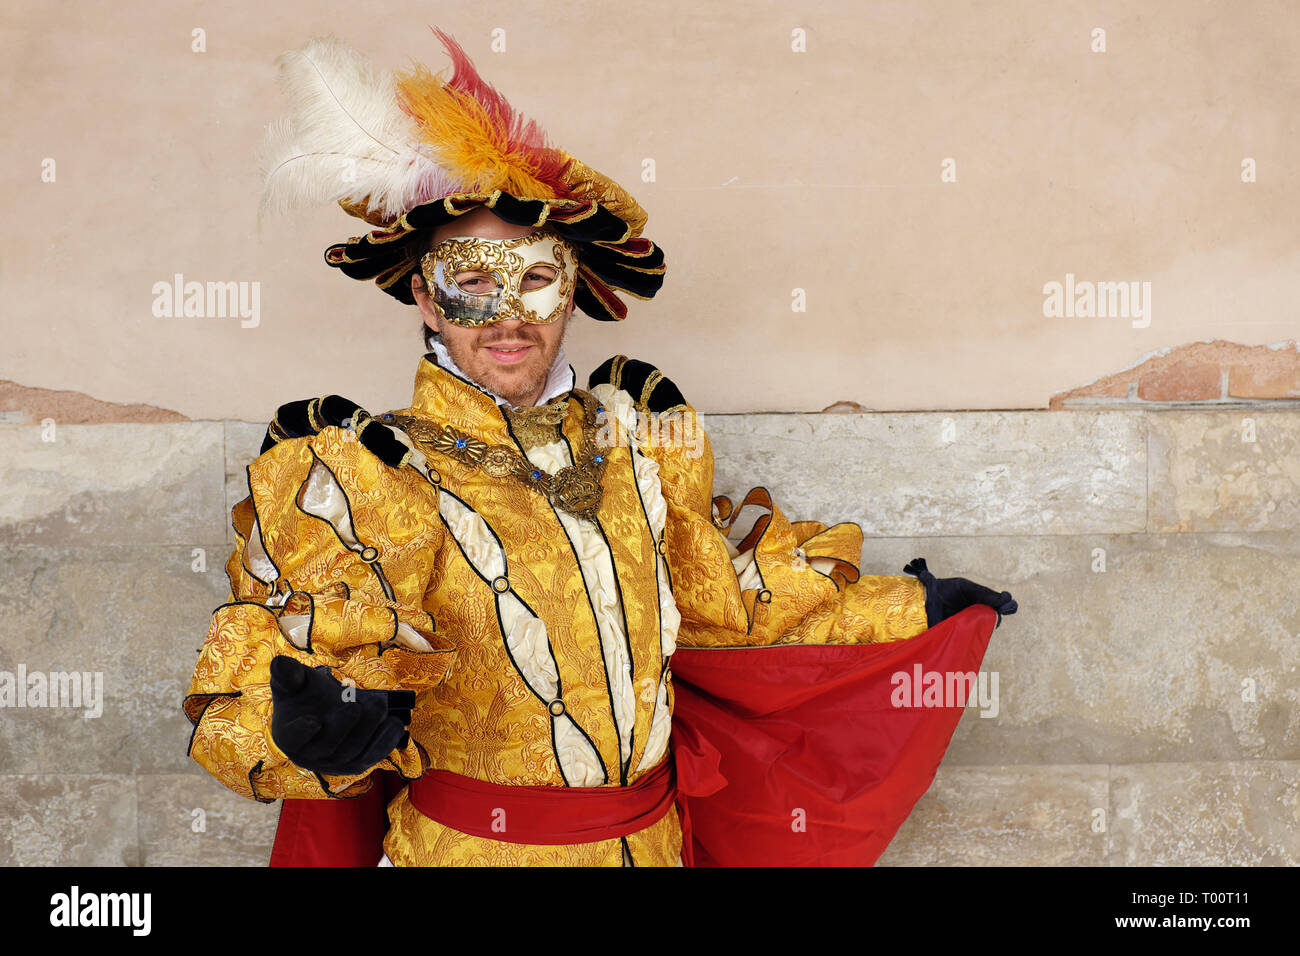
[483,343,533,365]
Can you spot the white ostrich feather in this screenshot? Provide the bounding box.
[257,36,459,226]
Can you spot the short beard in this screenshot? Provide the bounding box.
[423,321,562,408]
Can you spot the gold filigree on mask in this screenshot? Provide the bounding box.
[420,232,578,328]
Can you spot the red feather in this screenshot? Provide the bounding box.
[428,26,574,198]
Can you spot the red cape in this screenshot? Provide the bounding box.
[270,605,996,866]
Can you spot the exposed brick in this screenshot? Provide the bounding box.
[1050,340,1300,409]
[0,380,188,424]
[820,400,870,413]
[1092,379,1135,398]
[1136,362,1222,402]
[1228,364,1300,399]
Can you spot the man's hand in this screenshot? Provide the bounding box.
[903,557,1018,629]
[268,655,416,776]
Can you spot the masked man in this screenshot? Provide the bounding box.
[183,29,1017,867]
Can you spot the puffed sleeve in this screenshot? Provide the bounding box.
[589,357,929,650]
[183,418,454,802]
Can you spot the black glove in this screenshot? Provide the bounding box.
[903,557,1018,629]
[269,655,416,776]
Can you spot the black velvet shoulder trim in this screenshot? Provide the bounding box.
[587,355,687,414]
[259,395,407,469]
[355,419,410,469]
[261,395,362,453]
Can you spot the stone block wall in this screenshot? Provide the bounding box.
[1,409,1296,865]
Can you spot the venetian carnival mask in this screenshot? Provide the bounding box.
[420,232,579,327]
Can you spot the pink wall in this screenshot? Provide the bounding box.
[2,0,1297,419]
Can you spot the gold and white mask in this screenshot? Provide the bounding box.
[420,232,578,327]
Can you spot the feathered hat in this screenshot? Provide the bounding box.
[259,28,665,321]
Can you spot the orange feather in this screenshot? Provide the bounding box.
[395,29,572,200]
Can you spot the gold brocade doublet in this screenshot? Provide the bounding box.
[184,355,930,866]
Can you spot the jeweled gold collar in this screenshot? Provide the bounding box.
[388,390,609,521]
[503,398,569,448]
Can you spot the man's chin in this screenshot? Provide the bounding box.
[476,365,546,405]
[438,336,552,405]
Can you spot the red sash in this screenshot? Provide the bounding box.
[407,758,677,846]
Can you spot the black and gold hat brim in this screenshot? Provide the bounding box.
[323,190,666,321]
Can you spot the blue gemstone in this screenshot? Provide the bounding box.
[531,469,541,479]
[382,413,394,421]
[594,456,603,463]
[455,438,467,448]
